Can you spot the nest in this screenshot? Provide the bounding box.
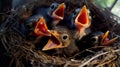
[1,0,120,67]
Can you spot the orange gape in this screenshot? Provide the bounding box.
[34,17,51,36]
[52,3,65,25]
[52,3,65,20]
[33,17,63,51]
[42,30,63,51]
[100,31,117,46]
[75,5,90,39]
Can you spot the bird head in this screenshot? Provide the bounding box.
[42,26,72,51]
[48,3,65,25]
[76,31,117,51]
[100,31,117,46]
[87,31,117,46]
[33,17,51,36]
[66,5,91,39]
[74,5,91,39]
[66,8,80,29]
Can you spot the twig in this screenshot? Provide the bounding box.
[64,61,71,67]
[21,46,44,59]
[70,46,104,59]
[9,58,14,67]
[79,49,120,67]
[96,55,117,67]
[110,0,118,11]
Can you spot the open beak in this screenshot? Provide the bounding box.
[42,30,63,51]
[34,17,51,36]
[100,31,117,46]
[52,3,65,20]
[74,5,90,39]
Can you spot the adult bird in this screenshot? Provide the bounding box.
[65,5,91,40]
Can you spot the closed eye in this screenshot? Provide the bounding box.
[73,8,80,18]
[49,3,58,10]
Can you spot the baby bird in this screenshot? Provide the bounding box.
[42,26,79,56]
[99,31,117,46]
[76,31,117,51]
[65,5,91,40]
[74,6,91,40]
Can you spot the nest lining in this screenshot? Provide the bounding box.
[1,0,120,67]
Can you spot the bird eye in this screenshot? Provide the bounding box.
[91,37,97,42]
[61,34,69,41]
[73,8,80,17]
[50,5,55,9]
[50,3,57,10]
[63,35,67,40]
[91,36,99,44]
[26,23,32,28]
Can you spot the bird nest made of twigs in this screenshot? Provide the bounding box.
[1,0,120,67]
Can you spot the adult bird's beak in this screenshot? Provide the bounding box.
[34,17,51,36]
[74,5,90,39]
[42,30,63,51]
[52,3,65,22]
[100,31,117,46]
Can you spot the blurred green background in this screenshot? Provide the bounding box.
[94,0,120,17]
